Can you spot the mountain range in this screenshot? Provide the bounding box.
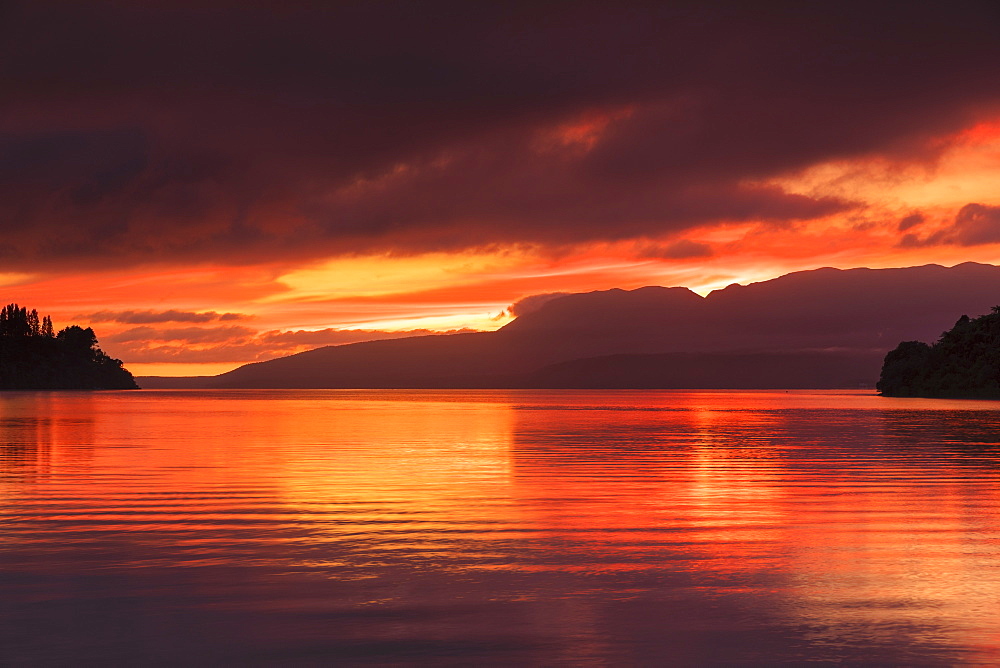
[139,262,1000,389]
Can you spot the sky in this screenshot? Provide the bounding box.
[4,1,1000,376]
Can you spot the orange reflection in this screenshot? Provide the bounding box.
[4,389,1000,662]
[504,391,1000,654]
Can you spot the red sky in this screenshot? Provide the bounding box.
[4,2,1000,375]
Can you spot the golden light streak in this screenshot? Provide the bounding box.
[131,362,244,377]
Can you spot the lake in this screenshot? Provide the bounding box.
[3,389,1000,665]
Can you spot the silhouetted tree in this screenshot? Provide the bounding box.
[1,304,31,338]
[57,325,99,356]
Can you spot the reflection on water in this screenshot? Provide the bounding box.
[2,390,1000,664]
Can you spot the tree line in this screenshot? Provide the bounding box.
[0,304,55,338]
[0,303,138,390]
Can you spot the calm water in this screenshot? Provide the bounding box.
[3,390,1000,665]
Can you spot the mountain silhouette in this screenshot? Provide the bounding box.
[139,262,1000,389]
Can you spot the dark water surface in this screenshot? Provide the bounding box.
[3,390,1000,665]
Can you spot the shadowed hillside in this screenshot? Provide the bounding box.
[139,263,1000,389]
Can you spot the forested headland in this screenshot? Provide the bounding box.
[878,307,1000,398]
[0,304,138,390]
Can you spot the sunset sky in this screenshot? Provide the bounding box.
[4,1,1000,376]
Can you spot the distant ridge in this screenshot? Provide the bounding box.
[138,262,1000,389]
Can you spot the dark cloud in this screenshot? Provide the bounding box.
[636,239,714,260]
[80,309,250,324]
[949,203,1000,245]
[106,325,257,344]
[898,212,925,232]
[2,2,1000,267]
[898,203,1000,247]
[0,129,148,198]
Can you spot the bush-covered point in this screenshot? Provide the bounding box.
[0,304,138,390]
[878,307,1000,398]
